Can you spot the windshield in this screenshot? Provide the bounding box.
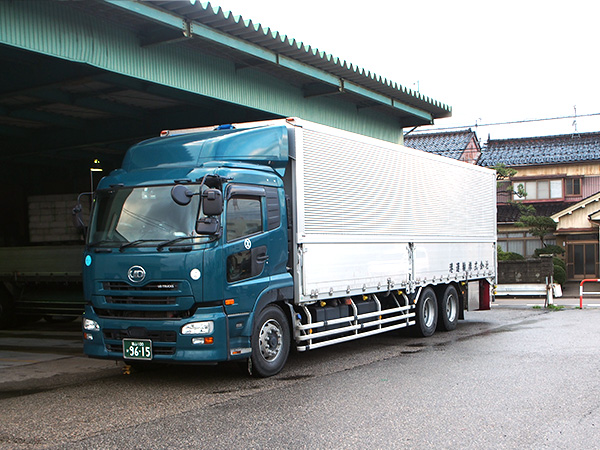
[88,185,205,246]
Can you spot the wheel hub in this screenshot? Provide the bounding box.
[259,319,282,361]
[446,294,457,321]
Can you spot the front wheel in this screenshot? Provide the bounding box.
[249,305,290,378]
[414,287,438,337]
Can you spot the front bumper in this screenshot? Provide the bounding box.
[82,304,240,363]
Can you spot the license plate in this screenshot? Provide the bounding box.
[123,339,152,360]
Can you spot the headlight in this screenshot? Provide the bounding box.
[83,318,99,331]
[181,321,214,335]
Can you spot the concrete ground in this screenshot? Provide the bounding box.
[0,320,121,395]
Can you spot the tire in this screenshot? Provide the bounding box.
[437,285,459,331]
[249,305,290,378]
[414,287,438,337]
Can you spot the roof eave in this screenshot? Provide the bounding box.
[551,192,600,221]
[102,0,450,125]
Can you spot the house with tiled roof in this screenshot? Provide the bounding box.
[404,129,481,164]
[479,131,600,280]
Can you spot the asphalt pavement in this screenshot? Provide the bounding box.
[0,320,120,395]
[0,281,595,395]
[2,292,600,449]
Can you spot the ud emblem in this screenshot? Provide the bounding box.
[127,265,146,283]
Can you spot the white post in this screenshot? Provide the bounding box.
[546,276,554,306]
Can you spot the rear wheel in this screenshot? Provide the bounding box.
[438,285,459,331]
[414,287,438,337]
[249,305,290,378]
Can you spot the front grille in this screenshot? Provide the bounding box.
[104,329,177,342]
[105,296,176,305]
[101,281,182,307]
[103,281,179,291]
[95,308,194,320]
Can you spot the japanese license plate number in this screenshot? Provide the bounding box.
[123,339,152,360]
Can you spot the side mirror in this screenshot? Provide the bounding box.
[203,189,223,216]
[171,185,194,206]
[72,203,86,231]
[72,192,92,237]
[196,216,220,235]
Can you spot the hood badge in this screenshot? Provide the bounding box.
[127,265,146,283]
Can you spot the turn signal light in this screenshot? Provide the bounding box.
[225,299,235,306]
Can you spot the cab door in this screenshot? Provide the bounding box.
[222,185,276,317]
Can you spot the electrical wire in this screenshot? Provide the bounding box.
[408,112,600,134]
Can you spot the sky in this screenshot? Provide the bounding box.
[205,0,600,142]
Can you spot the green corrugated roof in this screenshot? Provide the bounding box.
[112,0,452,121]
[0,0,453,159]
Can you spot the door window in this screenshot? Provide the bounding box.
[226,197,262,242]
[227,249,252,282]
[226,193,265,283]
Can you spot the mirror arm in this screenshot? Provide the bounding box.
[72,192,93,236]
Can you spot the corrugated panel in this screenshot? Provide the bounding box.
[297,124,496,242]
[0,1,424,143]
[132,1,451,118]
[582,176,600,199]
[1,2,406,142]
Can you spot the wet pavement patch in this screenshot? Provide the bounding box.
[0,386,55,400]
[278,374,314,381]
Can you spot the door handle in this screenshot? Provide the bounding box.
[256,253,269,263]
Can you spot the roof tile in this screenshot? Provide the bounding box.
[479,132,600,167]
[404,129,476,160]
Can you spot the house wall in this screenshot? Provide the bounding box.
[491,149,600,280]
[460,138,481,165]
[497,225,556,257]
[582,177,600,198]
[511,162,600,178]
[553,196,600,280]
[504,163,600,204]
[556,210,598,231]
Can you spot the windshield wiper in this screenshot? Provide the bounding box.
[156,235,221,251]
[88,240,119,248]
[156,236,199,251]
[119,239,163,252]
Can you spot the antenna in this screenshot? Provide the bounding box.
[572,105,578,135]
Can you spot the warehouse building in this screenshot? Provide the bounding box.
[0,0,451,318]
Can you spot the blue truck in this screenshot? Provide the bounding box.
[81,118,497,377]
